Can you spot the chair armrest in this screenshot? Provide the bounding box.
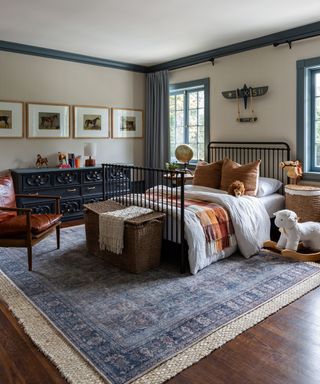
[0,206,32,213]
[16,194,61,200]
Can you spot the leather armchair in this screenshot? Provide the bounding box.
[0,174,62,271]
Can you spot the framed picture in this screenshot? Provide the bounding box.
[27,102,70,138]
[73,105,109,138]
[112,108,144,139]
[0,100,24,138]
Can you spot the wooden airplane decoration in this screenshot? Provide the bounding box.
[222,84,268,109]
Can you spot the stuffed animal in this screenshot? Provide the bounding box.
[280,160,303,184]
[228,180,245,197]
[274,209,320,251]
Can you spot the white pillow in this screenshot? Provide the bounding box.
[256,177,282,197]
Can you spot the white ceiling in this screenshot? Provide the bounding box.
[1,0,320,66]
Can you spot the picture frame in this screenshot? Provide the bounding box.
[73,105,110,138]
[27,102,70,138]
[112,108,144,139]
[0,100,24,138]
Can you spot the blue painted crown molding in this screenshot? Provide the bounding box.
[0,40,148,73]
[1,21,320,73]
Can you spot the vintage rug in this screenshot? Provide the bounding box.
[1,225,320,384]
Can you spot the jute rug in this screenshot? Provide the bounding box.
[1,225,320,384]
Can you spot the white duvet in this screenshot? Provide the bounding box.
[182,185,270,274]
[128,184,271,274]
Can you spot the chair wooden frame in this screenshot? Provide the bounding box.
[0,194,61,271]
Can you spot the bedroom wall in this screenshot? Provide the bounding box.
[0,51,145,171]
[169,36,320,158]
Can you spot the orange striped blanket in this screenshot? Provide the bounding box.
[184,199,235,253]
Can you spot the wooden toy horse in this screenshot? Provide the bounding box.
[36,154,48,168]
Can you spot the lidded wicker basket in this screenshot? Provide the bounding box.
[83,200,166,273]
[285,184,320,222]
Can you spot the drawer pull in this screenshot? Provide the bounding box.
[88,186,96,190]
[67,188,77,192]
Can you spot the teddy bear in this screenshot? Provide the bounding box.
[228,180,245,197]
[274,209,320,251]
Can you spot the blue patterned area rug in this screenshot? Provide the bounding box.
[1,225,320,384]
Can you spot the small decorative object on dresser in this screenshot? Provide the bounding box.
[84,143,97,166]
[285,184,320,222]
[35,154,48,168]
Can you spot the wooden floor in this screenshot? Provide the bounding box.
[1,282,320,384]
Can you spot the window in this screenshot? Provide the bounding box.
[297,57,320,179]
[169,78,209,163]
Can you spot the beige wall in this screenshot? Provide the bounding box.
[170,36,320,158]
[0,52,145,171]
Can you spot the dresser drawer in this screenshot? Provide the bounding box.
[54,171,80,186]
[83,195,104,204]
[83,169,103,184]
[22,173,52,191]
[20,199,56,215]
[60,198,83,217]
[82,184,103,196]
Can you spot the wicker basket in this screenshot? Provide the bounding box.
[285,184,320,222]
[84,200,165,273]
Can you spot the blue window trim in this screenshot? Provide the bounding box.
[297,56,320,181]
[169,78,210,162]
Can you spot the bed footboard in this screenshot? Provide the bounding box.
[101,164,188,273]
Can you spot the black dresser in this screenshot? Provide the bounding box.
[11,166,130,222]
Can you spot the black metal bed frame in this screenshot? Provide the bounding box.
[102,141,290,273]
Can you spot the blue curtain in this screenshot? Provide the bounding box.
[145,70,169,169]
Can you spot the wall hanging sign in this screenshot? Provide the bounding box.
[27,102,70,138]
[73,105,110,139]
[222,84,268,123]
[112,108,144,139]
[0,100,24,138]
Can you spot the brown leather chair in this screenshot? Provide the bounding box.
[0,174,62,271]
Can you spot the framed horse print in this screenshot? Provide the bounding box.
[0,100,24,138]
[112,108,143,139]
[27,102,70,138]
[73,105,110,138]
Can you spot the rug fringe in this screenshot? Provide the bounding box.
[1,267,320,384]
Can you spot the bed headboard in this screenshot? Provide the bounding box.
[208,141,290,185]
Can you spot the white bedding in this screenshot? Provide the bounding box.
[135,184,271,274]
[182,185,270,273]
[259,193,285,218]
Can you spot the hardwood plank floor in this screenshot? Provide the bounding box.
[1,285,320,384]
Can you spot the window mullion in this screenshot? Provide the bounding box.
[184,90,189,144]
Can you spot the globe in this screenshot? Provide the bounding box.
[175,144,193,163]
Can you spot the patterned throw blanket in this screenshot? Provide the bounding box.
[184,198,235,253]
[145,188,235,253]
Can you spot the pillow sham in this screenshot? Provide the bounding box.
[220,158,261,196]
[192,160,223,189]
[256,177,283,197]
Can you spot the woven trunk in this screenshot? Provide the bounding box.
[84,200,165,273]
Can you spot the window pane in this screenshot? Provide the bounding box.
[198,108,204,125]
[198,125,205,143]
[170,111,175,127]
[189,143,198,161]
[198,144,205,161]
[316,73,320,97]
[316,121,320,143]
[189,92,197,109]
[316,97,320,120]
[189,109,197,126]
[198,91,204,108]
[176,110,184,127]
[189,126,198,143]
[176,126,184,144]
[176,94,184,110]
[315,143,320,167]
[169,95,175,109]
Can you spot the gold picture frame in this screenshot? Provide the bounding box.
[73,105,110,138]
[27,102,70,138]
[0,100,24,138]
[112,108,144,139]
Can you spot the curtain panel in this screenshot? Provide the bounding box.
[145,70,169,169]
